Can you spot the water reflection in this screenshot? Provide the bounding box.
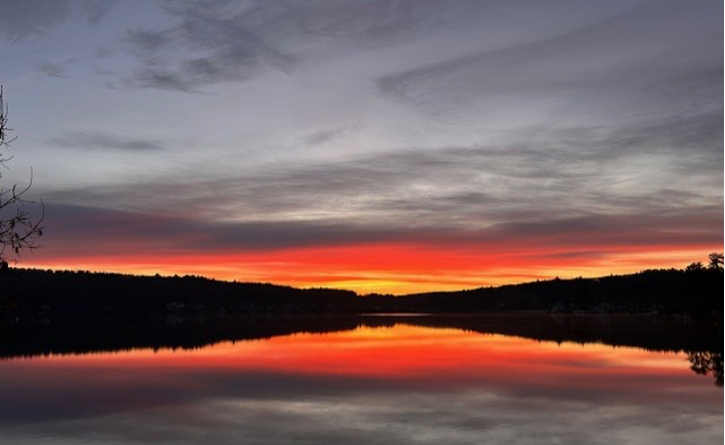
[0,321,721,444]
[687,351,723,386]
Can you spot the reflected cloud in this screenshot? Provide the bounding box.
[7,393,719,445]
[0,323,720,445]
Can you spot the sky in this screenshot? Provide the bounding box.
[0,0,722,294]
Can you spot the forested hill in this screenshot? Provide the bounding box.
[394,267,723,314]
[0,266,722,325]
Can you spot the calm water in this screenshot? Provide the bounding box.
[0,322,721,445]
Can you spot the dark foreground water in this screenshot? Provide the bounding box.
[0,317,721,444]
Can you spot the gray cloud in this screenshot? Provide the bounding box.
[119,2,299,92]
[378,0,722,121]
[78,0,116,25]
[50,132,166,151]
[37,62,67,79]
[125,27,174,54]
[48,107,721,225]
[116,0,543,91]
[0,0,115,42]
[5,391,720,445]
[300,124,362,147]
[34,200,722,262]
[35,102,721,261]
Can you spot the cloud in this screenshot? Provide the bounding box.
[300,124,363,147]
[78,0,116,25]
[4,388,720,445]
[125,27,174,54]
[116,0,526,91]
[119,3,297,92]
[50,132,166,151]
[0,0,116,42]
[45,105,721,224]
[377,0,722,121]
[37,62,68,78]
[32,200,722,261]
[34,103,721,262]
[36,202,438,254]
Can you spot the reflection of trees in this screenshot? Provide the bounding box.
[687,351,723,387]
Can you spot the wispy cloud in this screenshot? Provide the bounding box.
[300,125,363,147]
[50,132,166,151]
[115,0,522,91]
[37,62,68,79]
[0,0,115,42]
[377,0,722,123]
[43,107,722,226]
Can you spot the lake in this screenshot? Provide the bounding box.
[0,316,721,444]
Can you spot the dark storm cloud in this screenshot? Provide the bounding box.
[51,132,166,151]
[0,0,115,42]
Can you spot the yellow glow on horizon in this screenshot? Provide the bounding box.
[20,245,719,295]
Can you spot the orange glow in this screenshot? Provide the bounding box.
[1,324,719,444]
[23,239,720,294]
[12,325,699,391]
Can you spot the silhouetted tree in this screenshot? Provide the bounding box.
[0,86,44,263]
[707,252,723,271]
[685,262,704,273]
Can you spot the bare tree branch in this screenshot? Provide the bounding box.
[0,86,44,263]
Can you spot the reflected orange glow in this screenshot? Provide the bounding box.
[23,241,717,294]
[20,325,695,389]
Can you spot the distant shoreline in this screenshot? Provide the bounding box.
[0,267,722,329]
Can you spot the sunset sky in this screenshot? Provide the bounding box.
[0,0,722,294]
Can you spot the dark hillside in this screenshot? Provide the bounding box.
[0,266,721,326]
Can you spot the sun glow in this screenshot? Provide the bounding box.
[23,241,716,294]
